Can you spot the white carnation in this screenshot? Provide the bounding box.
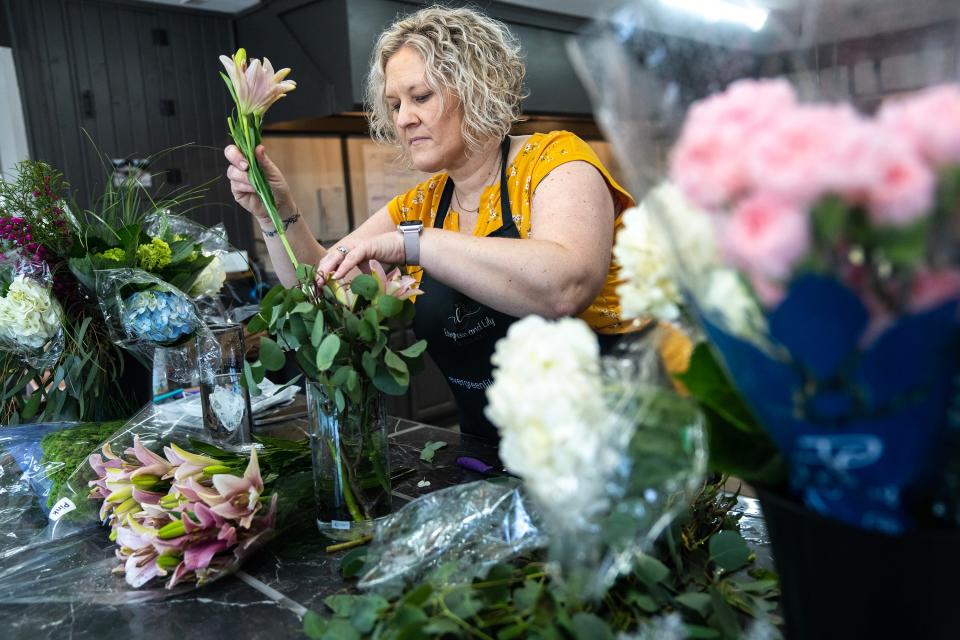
[614,183,717,321]
[485,316,625,523]
[0,275,63,350]
[189,255,226,297]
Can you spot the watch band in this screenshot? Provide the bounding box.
[400,222,423,266]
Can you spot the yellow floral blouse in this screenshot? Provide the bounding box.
[387,130,635,334]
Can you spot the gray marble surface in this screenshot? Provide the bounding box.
[0,419,501,640]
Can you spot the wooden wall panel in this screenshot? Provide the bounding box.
[6,0,254,254]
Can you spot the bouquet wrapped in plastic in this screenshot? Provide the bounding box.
[571,0,960,534]
[0,251,64,371]
[0,405,312,603]
[483,316,706,599]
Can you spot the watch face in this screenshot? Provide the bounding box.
[399,221,423,231]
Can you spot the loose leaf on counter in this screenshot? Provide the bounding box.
[419,440,447,462]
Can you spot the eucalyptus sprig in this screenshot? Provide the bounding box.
[304,480,781,639]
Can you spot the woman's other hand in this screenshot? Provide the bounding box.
[318,230,408,280]
[224,144,297,221]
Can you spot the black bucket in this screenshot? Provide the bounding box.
[757,488,960,640]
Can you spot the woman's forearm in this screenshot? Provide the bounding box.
[418,227,608,318]
[257,209,324,286]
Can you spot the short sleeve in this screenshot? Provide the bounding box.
[529,132,633,214]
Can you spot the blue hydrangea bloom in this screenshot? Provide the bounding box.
[121,290,199,345]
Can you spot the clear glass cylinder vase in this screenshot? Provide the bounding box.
[197,323,253,449]
[307,380,392,540]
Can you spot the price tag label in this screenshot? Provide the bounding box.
[49,497,77,522]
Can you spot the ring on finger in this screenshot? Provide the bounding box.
[336,246,349,255]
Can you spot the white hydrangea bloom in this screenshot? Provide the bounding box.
[485,316,624,524]
[189,255,226,297]
[614,182,717,321]
[0,275,63,349]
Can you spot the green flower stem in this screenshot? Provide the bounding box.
[325,437,365,522]
[438,598,495,640]
[358,390,390,495]
[235,112,299,272]
[325,534,373,553]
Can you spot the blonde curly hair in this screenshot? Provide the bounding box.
[365,5,527,159]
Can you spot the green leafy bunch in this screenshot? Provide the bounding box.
[245,264,427,404]
[304,480,781,640]
[68,214,214,296]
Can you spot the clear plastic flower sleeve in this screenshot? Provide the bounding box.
[96,267,206,372]
[0,251,65,370]
[570,1,960,532]
[0,404,312,604]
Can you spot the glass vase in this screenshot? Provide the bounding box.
[197,323,253,449]
[307,380,392,540]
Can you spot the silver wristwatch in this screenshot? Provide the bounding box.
[398,220,424,266]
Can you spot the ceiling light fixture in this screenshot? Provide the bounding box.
[660,0,769,31]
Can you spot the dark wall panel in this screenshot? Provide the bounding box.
[7,0,253,254]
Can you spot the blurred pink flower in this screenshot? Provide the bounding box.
[721,192,810,280]
[879,84,960,167]
[748,104,864,206]
[910,268,960,313]
[670,78,797,209]
[860,131,935,227]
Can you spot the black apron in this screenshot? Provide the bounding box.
[412,137,623,440]
[412,137,518,440]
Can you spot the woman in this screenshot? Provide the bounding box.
[225,5,635,439]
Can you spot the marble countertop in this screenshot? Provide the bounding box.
[0,419,502,640]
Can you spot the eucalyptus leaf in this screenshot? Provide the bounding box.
[311,313,326,347]
[709,530,751,573]
[378,295,403,318]
[571,613,613,640]
[316,334,341,372]
[324,594,356,618]
[676,592,713,617]
[419,440,447,462]
[384,348,408,375]
[350,274,379,300]
[322,619,359,640]
[303,611,327,639]
[340,546,369,579]
[258,337,286,371]
[399,340,427,359]
[634,554,670,585]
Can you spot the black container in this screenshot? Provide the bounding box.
[757,488,960,640]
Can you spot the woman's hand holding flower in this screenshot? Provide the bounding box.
[224,144,297,222]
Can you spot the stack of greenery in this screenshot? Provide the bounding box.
[303,480,780,640]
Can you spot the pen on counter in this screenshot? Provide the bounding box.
[153,388,185,403]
